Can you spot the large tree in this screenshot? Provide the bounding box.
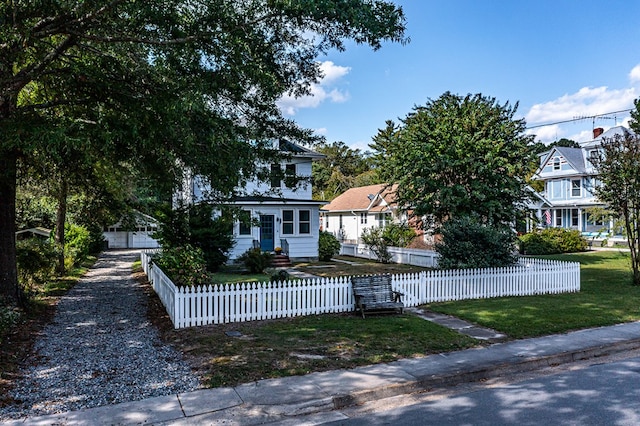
[0,1,407,307]
[312,141,377,200]
[372,92,535,229]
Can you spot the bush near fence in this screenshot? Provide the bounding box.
[141,251,580,329]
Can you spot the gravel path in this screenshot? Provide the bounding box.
[0,250,201,421]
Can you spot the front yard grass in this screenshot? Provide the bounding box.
[154,312,477,388]
[429,251,640,339]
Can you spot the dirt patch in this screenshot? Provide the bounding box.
[0,299,57,407]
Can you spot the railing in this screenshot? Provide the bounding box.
[340,243,439,267]
[141,251,580,329]
[280,239,289,256]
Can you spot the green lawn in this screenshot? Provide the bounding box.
[173,313,477,388]
[429,251,640,339]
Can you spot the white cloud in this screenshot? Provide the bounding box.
[277,61,351,116]
[526,86,636,125]
[630,64,640,84]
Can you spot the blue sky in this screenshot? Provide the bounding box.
[277,0,640,151]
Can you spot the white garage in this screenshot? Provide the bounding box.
[103,212,161,249]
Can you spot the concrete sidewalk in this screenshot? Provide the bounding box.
[5,321,640,426]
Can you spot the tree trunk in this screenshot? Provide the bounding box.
[55,178,68,275]
[0,149,22,307]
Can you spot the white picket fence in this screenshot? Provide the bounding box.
[140,252,580,329]
[340,243,439,267]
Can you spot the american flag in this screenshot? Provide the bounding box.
[543,210,552,225]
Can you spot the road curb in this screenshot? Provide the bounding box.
[331,338,640,410]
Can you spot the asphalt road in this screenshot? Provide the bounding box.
[309,349,640,426]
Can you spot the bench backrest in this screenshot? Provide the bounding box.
[351,274,394,304]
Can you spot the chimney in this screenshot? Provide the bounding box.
[593,127,604,139]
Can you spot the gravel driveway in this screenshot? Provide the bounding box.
[0,250,201,421]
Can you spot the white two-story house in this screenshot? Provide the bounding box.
[177,140,325,261]
[531,126,633,236]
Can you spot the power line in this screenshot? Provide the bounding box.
[525,108,634,129]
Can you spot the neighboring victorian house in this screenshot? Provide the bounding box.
[176,140,325,261]
[530,126,633,236]
[321,183,413,244]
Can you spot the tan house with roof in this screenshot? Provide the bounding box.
[321,184,413,244]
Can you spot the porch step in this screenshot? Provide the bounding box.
[271,254,292,267]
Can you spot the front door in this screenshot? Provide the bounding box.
[260,215,275,252]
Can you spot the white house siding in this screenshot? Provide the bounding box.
[239,159,313,200]
[230,204,321,260]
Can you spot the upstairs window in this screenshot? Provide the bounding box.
[360,213,367,224]
[552,157,561,171]
[571,179,581,197]
[270,164,281,188]
[284,163,296,188]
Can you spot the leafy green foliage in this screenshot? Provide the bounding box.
[270,269,290,283]
[312,141,378,201]
[0,306,20,345]
[318,231,341,261]
[63,223,91,266]
[154,204,235,272]
[16,239,58,294]
[238,248,273,274]
[361,227,393,264]
[153,245,209,287]
[435,216,518,269]
[382,222,416,247]
[519,228,588,255]
[372,92,535,229]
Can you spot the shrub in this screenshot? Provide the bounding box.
[435,216,518,269]
[64,223,91,267]
[519,228,588,255]
[153,244,209,286]
[0,306,20,345]
[270,269,290,283]
[16,238,58,294]
[238,248,273,273]
[318,231,341,261]
[361,227,393,263]
[382,222,416,248]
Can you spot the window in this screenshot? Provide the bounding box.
[571,209,579,227]
[571,179,581,197]
[284,164,296,188]
[282,210,294,234]
[589,150,599,163]
[555,210,562,227]
[377,213,391,227]
[553,157,561,170]
[239,221,251,235]
[339,214,343,229]
[299,210,310,234]
[270,164,281,188]
[360,213,367,224]
[551,180,562,199]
